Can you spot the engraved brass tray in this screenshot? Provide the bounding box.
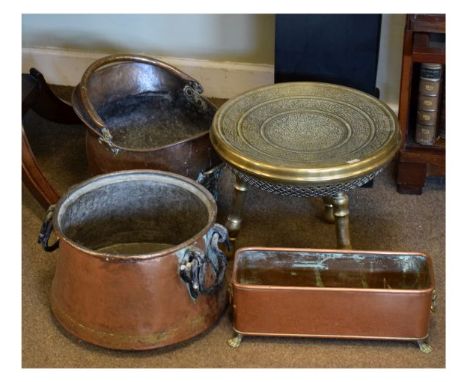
[211,82,400,187]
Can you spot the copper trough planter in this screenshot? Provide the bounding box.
[39,170,229,350]
[229,247,435,352]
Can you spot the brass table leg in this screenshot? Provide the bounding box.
[322,196,335,224]
[225,175,248,243]
[331,192,352,249]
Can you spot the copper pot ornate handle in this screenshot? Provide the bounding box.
[38,204,59,252]
[77,54,205,153]
[179,224,230,299]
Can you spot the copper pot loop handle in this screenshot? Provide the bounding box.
[179,224,230,299]
[78,54,205,152]
[38,204,59,252]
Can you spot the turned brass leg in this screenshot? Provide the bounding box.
[331,192,352,249]
[225,175,247,243]
[227,333,243,348]
[322,196,335,224]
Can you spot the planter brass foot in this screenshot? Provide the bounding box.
[417,339,433,354]
[227,333,243,348]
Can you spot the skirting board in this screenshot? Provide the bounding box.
[22,47,274,99]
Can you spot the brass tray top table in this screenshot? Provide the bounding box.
[210,82,401,248]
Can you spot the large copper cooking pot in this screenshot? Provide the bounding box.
[71,54,221,183]
[39,170,229,350]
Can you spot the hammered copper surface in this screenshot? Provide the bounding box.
[72,54,220,178]
[85,131,219,179]
[232,247,434,341]
[211,82,400,184]
[51,237,226,350]
[49,170,226,350]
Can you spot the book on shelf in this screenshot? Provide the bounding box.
[438,82,445,140]
[415,63,443,146]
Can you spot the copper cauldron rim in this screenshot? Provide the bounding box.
[53,169,217,262]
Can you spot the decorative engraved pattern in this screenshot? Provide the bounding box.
[231,167,382,198]
[259,109,352,153]
[213,83,398,170]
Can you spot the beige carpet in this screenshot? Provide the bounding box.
[22,88,445,368]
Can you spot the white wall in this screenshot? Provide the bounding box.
[376,14,406,110]
[22,14,405,109]
[22,14,275,64]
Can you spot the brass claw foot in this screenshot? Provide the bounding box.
[417,339,433,354]
[227,333,243,348]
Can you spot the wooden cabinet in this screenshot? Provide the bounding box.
[396,14,445,194]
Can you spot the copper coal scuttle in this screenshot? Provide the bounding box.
[71,54,222,192]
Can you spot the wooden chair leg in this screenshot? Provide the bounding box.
[21,69,70,209]
[22,128,59,209]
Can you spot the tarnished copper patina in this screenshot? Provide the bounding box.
[229,247,435,353]
[39,170,229,350]
[72,54,221,181]
[210,82,401,248]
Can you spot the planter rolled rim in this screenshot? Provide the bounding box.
[231,246,435,294]
[52,169,217,261]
